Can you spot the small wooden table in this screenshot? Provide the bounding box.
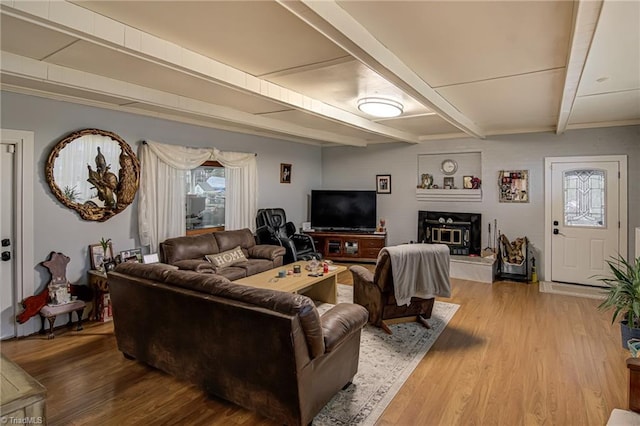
[234,261,346,304]
[87,270,110,321]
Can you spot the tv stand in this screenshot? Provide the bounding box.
[306,231,386,263]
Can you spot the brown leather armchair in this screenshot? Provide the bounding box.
[350,249,437,334]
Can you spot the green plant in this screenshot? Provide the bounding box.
[99,237,111,255]
[598,255,640,328]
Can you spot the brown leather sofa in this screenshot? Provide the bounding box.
[108,262,369,426]
[159,228,286,280]
[350,249,436,334]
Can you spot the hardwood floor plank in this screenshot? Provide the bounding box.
[0,268,630,425]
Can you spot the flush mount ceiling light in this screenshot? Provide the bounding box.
[357,97,403,118]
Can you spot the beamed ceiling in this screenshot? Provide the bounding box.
[1,0,639,146]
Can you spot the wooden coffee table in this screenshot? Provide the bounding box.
[234,261,346,304]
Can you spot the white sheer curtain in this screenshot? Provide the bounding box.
[138,141,257,252]
[213,148,258,231]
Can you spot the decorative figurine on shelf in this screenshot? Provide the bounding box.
[471,176,482,189]
[417,173,433,189]
[377,218,386,233]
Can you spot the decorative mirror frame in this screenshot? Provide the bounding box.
[45,128,140,222]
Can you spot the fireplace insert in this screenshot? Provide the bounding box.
[417,211,481,256]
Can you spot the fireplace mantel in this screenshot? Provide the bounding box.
[416,188,482,202]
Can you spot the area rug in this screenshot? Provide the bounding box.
[539,281,606,300]
[313,284,459,426]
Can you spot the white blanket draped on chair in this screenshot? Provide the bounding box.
[384,244,451,306]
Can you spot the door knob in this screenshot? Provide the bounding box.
[1,251,10,261]
[1,239,9,247]
[553,228,559,235]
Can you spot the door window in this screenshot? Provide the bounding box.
[563,169,605,227]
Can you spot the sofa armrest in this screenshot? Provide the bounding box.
[321,303,368,352]
[173,259,217,273]
[248,245,286,261]
[350,265,375,286]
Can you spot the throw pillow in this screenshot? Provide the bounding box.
[206,246,247,268]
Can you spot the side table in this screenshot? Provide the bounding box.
[87,270,111,321]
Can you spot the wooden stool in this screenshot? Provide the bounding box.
[39,300,86,339]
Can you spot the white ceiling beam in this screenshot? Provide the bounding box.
[278,0,485,139]
[556,0,604,134]
[0,51,374,147]
[1,2,421,145]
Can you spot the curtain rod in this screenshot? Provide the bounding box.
[141,140,257,156]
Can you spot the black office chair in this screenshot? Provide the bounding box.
[255,208,321,264]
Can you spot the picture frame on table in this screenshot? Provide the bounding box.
[443,177,454,189]
[280,163,292,183]
[89,242,114,270]
[463,175,473,189]
[376,174,391,194]
[143,253,160,264]
[119,248,143,263]
[103,260,117,272]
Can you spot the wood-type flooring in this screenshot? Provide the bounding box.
[0,265,629,425]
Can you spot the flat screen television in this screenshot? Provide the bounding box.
[310,190,377,232]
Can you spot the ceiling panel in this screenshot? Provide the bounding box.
[73,0,348,76]
[0,14,79,60]
[569,90,640,125]
[337,0,573,87]
[381,115,463,136]
[46,41,289,114]
[437,70,565,131]
[263,109,394,143]
[576,0,640,96]
[267,59,430,117]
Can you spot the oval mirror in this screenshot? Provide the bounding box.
[45,128,140,222]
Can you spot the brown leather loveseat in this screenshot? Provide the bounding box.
[108,262,369,425]
[159,228,286,280]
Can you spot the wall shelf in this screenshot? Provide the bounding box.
[416,188,482,202]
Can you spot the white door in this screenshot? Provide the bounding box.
[1,142,16,339]
[550,160,621,285]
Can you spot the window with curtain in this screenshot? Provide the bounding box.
[185,161,226,234]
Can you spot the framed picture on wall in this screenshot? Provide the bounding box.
[376,174,391,194]
[280,163,292,183]
[498,170,529,202]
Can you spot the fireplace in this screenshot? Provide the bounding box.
[417,211,481,256]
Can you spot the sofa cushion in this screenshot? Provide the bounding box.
[215,266,248,281]
[214,228,256,252]
[233,259,274,276]
[206,246,247,268]
[160,234,219,264]
[173,259,217,273]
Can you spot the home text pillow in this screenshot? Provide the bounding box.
[206,246,247,268]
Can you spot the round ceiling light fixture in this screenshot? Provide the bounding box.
[357,97,403,118]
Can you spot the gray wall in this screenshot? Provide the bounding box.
[1,91,322,290]
[2,89,638,291]
[321,126,640,280]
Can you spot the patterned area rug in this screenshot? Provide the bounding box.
[314,284,459,426]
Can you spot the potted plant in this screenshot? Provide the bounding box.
[598,255,640,349]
